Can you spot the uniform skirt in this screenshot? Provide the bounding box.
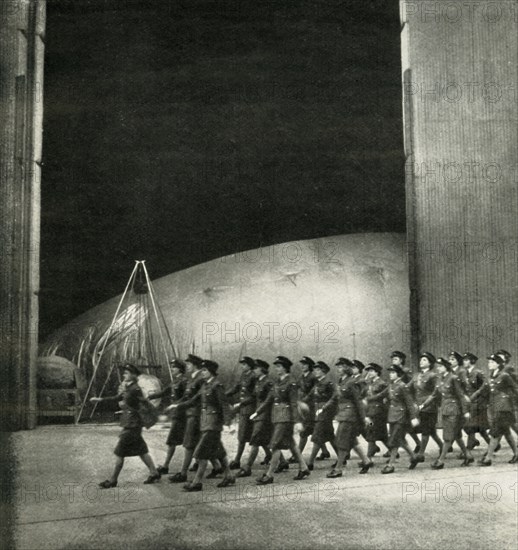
[489,411,515,437]
[182,416,201,450]
[442,414,462,441]
[269,423,295,451]
[417,411,437,436]
[300,419,315,438]
[311,419,335,446]
[335,421,359,451]
[249,419,272,447]
[193,430,227,461]
[238,415,254,443]
[464,403,488,432]
[387,422,408,449]
[365,414,388,442]
[114,428,148,457]
[166,417,186,447]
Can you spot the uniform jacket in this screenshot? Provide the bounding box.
[364,376,388,417]
[312,375,337,422]
[334,376,365,423]
[256,374,299,424]
[487,368,518,413]
[408,370,439,413]
[354,373,368,398]
[252,375,274,422]
[180,370,205,418]
[452,365,469,393]
[103,380,144,429]
[226,370,256,416]
[387,378,418,424]
[437,372,468,417]
[298,371,317,404]
[465,367,489,406]
[148,375,186,419]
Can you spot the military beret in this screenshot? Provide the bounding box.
[169,358,186,373]
[300,356,315,367]
[488,354,505,366]
[239,356,255,367]
[365,363,383,375]
[448,351,463,364]
[419,352,436,364]
[121,363,140,376]
[201,359,219,375]
[463,352,478,364]
[436,357,452,369]
[496,349,512,362]
[390,350,407,361]
[273,355,293,370]
[336,357,354,367]
[388,364,405,376]
[314,361,330,374]
[352,360,365,372]
[254,359,270,372]
[185,354,203,367]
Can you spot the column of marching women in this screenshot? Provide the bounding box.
[90,349,518,491]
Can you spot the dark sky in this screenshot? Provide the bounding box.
[40,0,404,338]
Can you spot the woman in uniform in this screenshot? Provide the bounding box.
[479,354,518,465]
[431,357,473,469]
[462,353,490,451]
[255,356,310,485]
[363,363,389,459]
[90,363,160,488]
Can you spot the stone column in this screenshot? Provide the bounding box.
[0,0,45,430]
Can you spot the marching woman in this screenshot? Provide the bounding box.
[90,363,160,488]
[306,361,338,470]
[226,356,257,470]
[173,360,235,491]
[479,354,518,465]
[462,353,491,450]
[146,359,187,476]
[327,358,371,478]
[381,364,420,474]
[407,353,443,463]
[431,357,473,469]
[363,363,389,459]
[237,359,274,477]
[255,356,310,485]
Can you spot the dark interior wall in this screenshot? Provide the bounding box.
[40,0,404,338]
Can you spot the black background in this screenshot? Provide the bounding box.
[40,0,404,338]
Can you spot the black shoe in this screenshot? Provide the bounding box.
[206,468,224,479]
[408,457,419,470]
[457,452,466,460]
[308,463,314,471]
[326,469,342,478]
[228,460,240,470]
[478,458,492,466]
[288,456,297,464]
[189,462,199,472]
[431,461,444,470]
[359,461,373,474]
[383,450,391,458]
[415,455,425,463]
[508,455,518,464]
[169,472,187,483]
[316,451,331,461]
[157,465,169,475]
[381,465,394,474]
[447,445,453,453]
[260,455,272,465]
[274,462,289,473]
[183,482,203,492]
[461,457,474,467]
[99,480,117,489]
[472,438,480,449]
[237,468,252,477]
[495,443,501,452]
[256,475,274,485]
[144,473,161,484]
[293,469,310,480]
[217,477,236,488]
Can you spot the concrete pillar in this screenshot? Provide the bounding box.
[0,0,45,430]
[400,1,518,362]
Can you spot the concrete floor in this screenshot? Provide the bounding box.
[11,422,518,550]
